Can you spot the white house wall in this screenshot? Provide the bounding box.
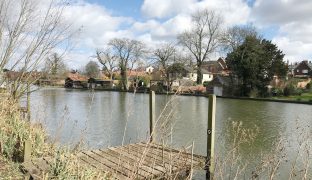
[203,74,213,82]
[186,73,213,83]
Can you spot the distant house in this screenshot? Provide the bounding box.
[146,66,154,74]
[87,78,113,89]
[293,60,312,78]
[202,58,229,76]
[65,73,88,88]
[183,67,213,83]
[206,75,232,96]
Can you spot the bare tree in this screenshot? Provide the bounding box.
[84,61,99,78]
[178,9,222,84]
[0,0,73,99]
[44,53,67,77]
[95,49,118,80]
[154,43,176,90]
[221,25,258,53]
[108,38,146,90]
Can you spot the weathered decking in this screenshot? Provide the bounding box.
[22,142,206,179]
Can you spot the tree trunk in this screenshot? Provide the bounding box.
[121,69,128,91]
[197,62,203,84]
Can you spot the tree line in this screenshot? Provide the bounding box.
[0,0,288,98]
[93,9,287,95]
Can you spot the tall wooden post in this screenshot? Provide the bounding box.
[23,139,31,162]
[26,82,31,121]
[206,94,216,179]
[149,91,155,142]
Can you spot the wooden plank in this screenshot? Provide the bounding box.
[82,150,136,179]
[137,144,191,168]
[78,152,129,180]
[109,148,166,174]
[140,143,205,168]
[22,142,206,180]
[31,158,50,173]
[117,146,174,176]
[148,142,206,161]
[128,144,191,179]
[120,144,174,168]
[121,146,179,180]
[92,149,149,179]
[101,148,162,178]
[22,161,44,180]
[123,144,180,173]
[146,142,205,163]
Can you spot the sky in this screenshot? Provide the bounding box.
[62,0,312,69]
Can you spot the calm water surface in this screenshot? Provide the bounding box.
[29,88,312,179]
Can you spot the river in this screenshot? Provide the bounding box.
[28,87,312,179]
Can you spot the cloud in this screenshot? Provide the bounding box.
[252,0,312,61]
[60,0,312,69]
[141,0,251,26]
[141,0,195,18]
[273,37,312,62]
[251,0,312,26]
[63,1,133,48]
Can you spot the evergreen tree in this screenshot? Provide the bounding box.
[227,36,287,97]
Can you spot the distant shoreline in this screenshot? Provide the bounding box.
[44,86,312,105]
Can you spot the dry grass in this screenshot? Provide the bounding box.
[0,94,109,179]
[212,120,311,180]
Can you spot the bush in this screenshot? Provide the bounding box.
[283,84,296,96]
[249,88,259,98]
[138,75,151,87]
[203,81,209,87]
[306,82,311,91]
[271,88,283,97]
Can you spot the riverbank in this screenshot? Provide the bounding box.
[0,156,23,179]
[0,95,108,179]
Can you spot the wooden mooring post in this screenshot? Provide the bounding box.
[23,139,31,162]
[149,90,155,142]
[26,82,31,121]
[206,94,216,180]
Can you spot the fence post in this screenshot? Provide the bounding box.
[206,94,216,179]
[26,82,31,121]
[149,90,155,142]
[23,139,31,162]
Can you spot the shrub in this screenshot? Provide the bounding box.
[203,81,209,87]
[271,88,283,97]
[306,82,311,91]
[249,88,259,98]
[283,84,296,96]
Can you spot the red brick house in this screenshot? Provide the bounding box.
[202,57,229,76]
[293,60,312,78]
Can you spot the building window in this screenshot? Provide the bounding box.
[297,69,299,72]
[302,69,308,74]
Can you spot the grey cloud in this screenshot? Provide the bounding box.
[251,0,312,25]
